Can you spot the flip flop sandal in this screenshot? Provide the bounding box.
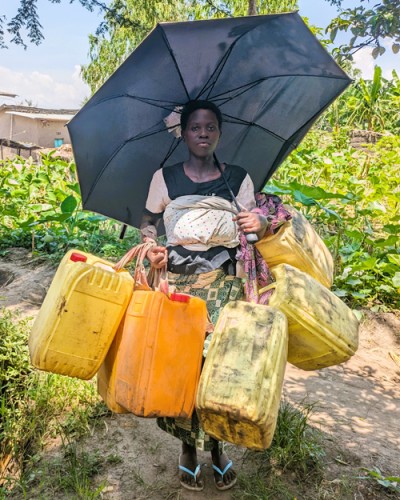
[178,455,205,492]
[212,460,238,491]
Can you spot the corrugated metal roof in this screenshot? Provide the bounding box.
[5,111,74,121]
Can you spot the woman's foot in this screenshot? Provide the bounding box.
[178,443,204,491]
[211,447,237,491]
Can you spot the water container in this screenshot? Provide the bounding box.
[255,205,334,288]
[97,322,128,414]
[264,263,359,370]
[196,301,288,450]
[29,250,134,380]
[115,290,208,418]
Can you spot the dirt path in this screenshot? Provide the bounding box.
[1,248,399,499]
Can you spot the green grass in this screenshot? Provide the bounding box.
[0,308,105,498]
[235,400,325,499]
[265,400,325,475]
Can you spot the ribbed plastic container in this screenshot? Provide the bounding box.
[255,205,334,288]
[97,322,128,414]
[264,263,359,370]
[196,301,288,450]
[115,290,208,418]
[29,250,134,380]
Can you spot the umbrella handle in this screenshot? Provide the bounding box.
[213,154,258,244]
[245,232,259,244]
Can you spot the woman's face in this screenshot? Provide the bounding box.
[182,109,221,158]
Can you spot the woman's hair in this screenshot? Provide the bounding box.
[180,100,222,131]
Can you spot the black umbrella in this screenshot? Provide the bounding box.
[67,12,351,228]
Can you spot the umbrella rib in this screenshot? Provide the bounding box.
[91,94,182,111]
[159,25,190,102]
[208,74,351,103]
[197,20,267,100]
[83,126,170,205]
[222,113,285,142]
[198,48,234,100]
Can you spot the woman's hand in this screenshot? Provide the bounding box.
[146,245,168,269]
[233,211,268,239]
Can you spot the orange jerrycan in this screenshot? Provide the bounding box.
[255,205,334,288]
[29,250,134,380]
[97,322,128,414]
[196,301,288,450]
[263,263,359,370]
[115,290,208,418]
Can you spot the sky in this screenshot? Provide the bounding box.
[0,0,399,109]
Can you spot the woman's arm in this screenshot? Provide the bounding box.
[235,173,268,239]
[140,212,168,269]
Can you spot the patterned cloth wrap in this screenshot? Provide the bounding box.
[156,193,291,451]
[164,194,240,250]
[239,193,292,304]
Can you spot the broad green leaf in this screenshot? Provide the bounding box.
[387,254,400,267]
[60,195,78,214]
[392,273,400,288]
[345,278,363,286]
[366,201,387,213]
[333,289,347,297]
[293,190,316,206]
[67,182,81,195]
[374,236,398,248]
[376,285,394,293]
[289,181,345,200]
[352,257,378,271]
[28,203,54,212]
[383,224,400,234]
[262,183,292,195]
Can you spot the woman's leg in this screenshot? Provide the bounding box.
[210,439,237,490]
[179,441,204,489]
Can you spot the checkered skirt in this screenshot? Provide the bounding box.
[156,268,243,451]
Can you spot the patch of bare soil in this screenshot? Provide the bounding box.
[1,248,399,499]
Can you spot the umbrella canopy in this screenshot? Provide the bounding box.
[67,12,351,228]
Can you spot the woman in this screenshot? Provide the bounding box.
[140,100,268,492]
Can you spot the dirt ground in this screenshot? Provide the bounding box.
[1,247,399,499]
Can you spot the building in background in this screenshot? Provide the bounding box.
[0,103,77,159]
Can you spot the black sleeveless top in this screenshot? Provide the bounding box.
[145,163,249,275]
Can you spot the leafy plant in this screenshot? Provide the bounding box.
[0,154,140,260]
[264,131,400,310]
[0,308,104,497]
[358,467,400,494]
[264,400,325,475]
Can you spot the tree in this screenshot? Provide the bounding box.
[326,0,400,60]
[81,0,298,94]
[1,0,298,50]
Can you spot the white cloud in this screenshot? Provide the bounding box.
[353,41,397,80]
[0,65,90,109]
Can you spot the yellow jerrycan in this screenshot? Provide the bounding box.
[255,205,334,288]
[263,263,359,370]
[29,250,134,380]
[196,301,288,450]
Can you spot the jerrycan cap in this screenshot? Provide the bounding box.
[170,292,190,303]
[70,252,88,263]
